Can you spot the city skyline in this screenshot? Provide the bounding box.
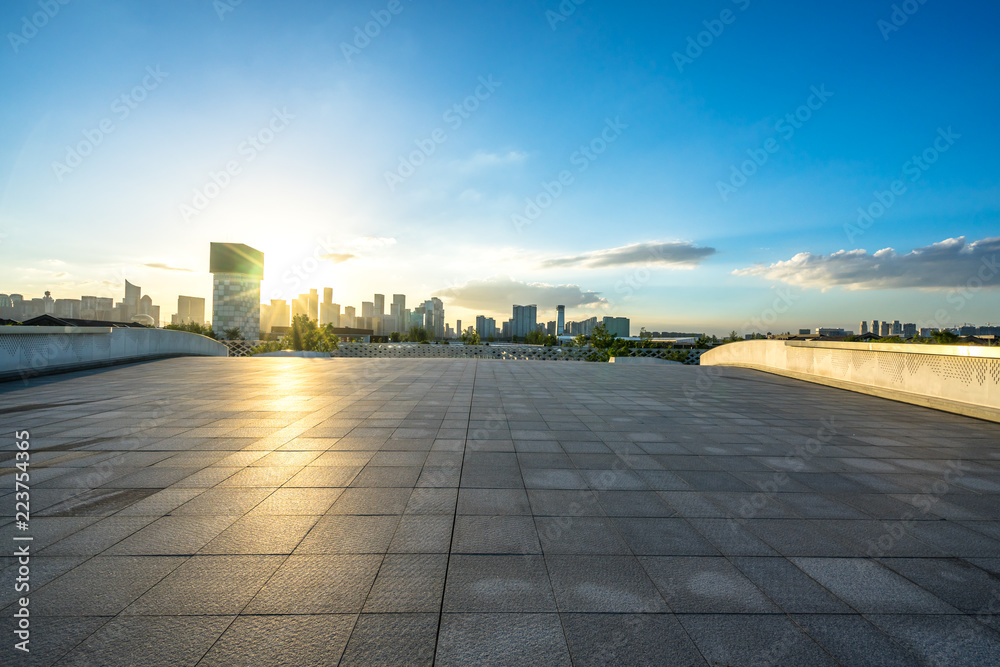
[2,2,998,337]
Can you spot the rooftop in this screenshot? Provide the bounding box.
[3,358,999,665]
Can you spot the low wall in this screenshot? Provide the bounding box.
[701,340,1000,422]
[0,326,228,382]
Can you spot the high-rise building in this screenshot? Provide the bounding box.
[903,323,917,338]
[374,294,385,317]
[308,289,318,322]
[557,305,565,335]
[859,320,869,335]
[871,320,879,338]
[138,294,160,326]
[172,296,206,325]
[320,288,340,326]
[512,304,537,339]
[54,298,80,319]
[260,299,289,333]
[343,306,356,328]
[362,301,374,318]
[602,316,630,338]
[546,321,556,336]
[891,320,902,335]
[292,294,309,319]
[210,242,263,340]
[475,315,497,339]
[456,320,461,338]
[880,321,891,337]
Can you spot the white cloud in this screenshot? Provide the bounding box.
[541,241,716,269]
[144,262,194,272]
[351,236,397,248]
[734,236,1000,289]
[433,276,607,311]
[450,150,527,173]
[318,252,358,264]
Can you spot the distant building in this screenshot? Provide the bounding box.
[557,305,565,335]
[374,294,385,317]
[210,242,263,340]
[343,305,356,328]
[902,323,917,338]
[54,298,81,319]
[817,327,852,337]
[172,296,206,325]
[880,321,891,337]
[891,320,902,336]
[603,316,630,338]
[476,315,496,339]
[260,299,289,333]
[871,320,880,338]
[512,304,537,339]
[859,321,869,335]
[320,288,340,326]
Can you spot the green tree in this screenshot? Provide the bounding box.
[221,326,244,341]
[163,321,217,339]
[407,326,429,343]
[930,329,959,344]
[389,331,402,342]
[463,327,481,345]
[524,329,546,345]
[543,334,557,347]
[251,315,339,355]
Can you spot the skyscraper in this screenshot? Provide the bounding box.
[320,288,338,326]
[871,320,880,338]
[343,306,356,328]
[172,296,206,325]
[210,242,263,340]
[374,294,385,317]
[512,304,537,339]
[475,315,496,339]
[557,305,565,335]
[859,320,868,335]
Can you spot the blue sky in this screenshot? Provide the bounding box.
[1,0,997,335]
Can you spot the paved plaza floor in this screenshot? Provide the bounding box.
[2,357,1000,665]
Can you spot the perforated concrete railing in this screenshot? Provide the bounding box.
[220,340,264,357]
[701,339,1000,422]
[225,341,707,363]
[0,327,228,380]
[330,343,592,360]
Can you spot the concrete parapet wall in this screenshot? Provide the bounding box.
[701,340,1000,422]
[0,326,228,382]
